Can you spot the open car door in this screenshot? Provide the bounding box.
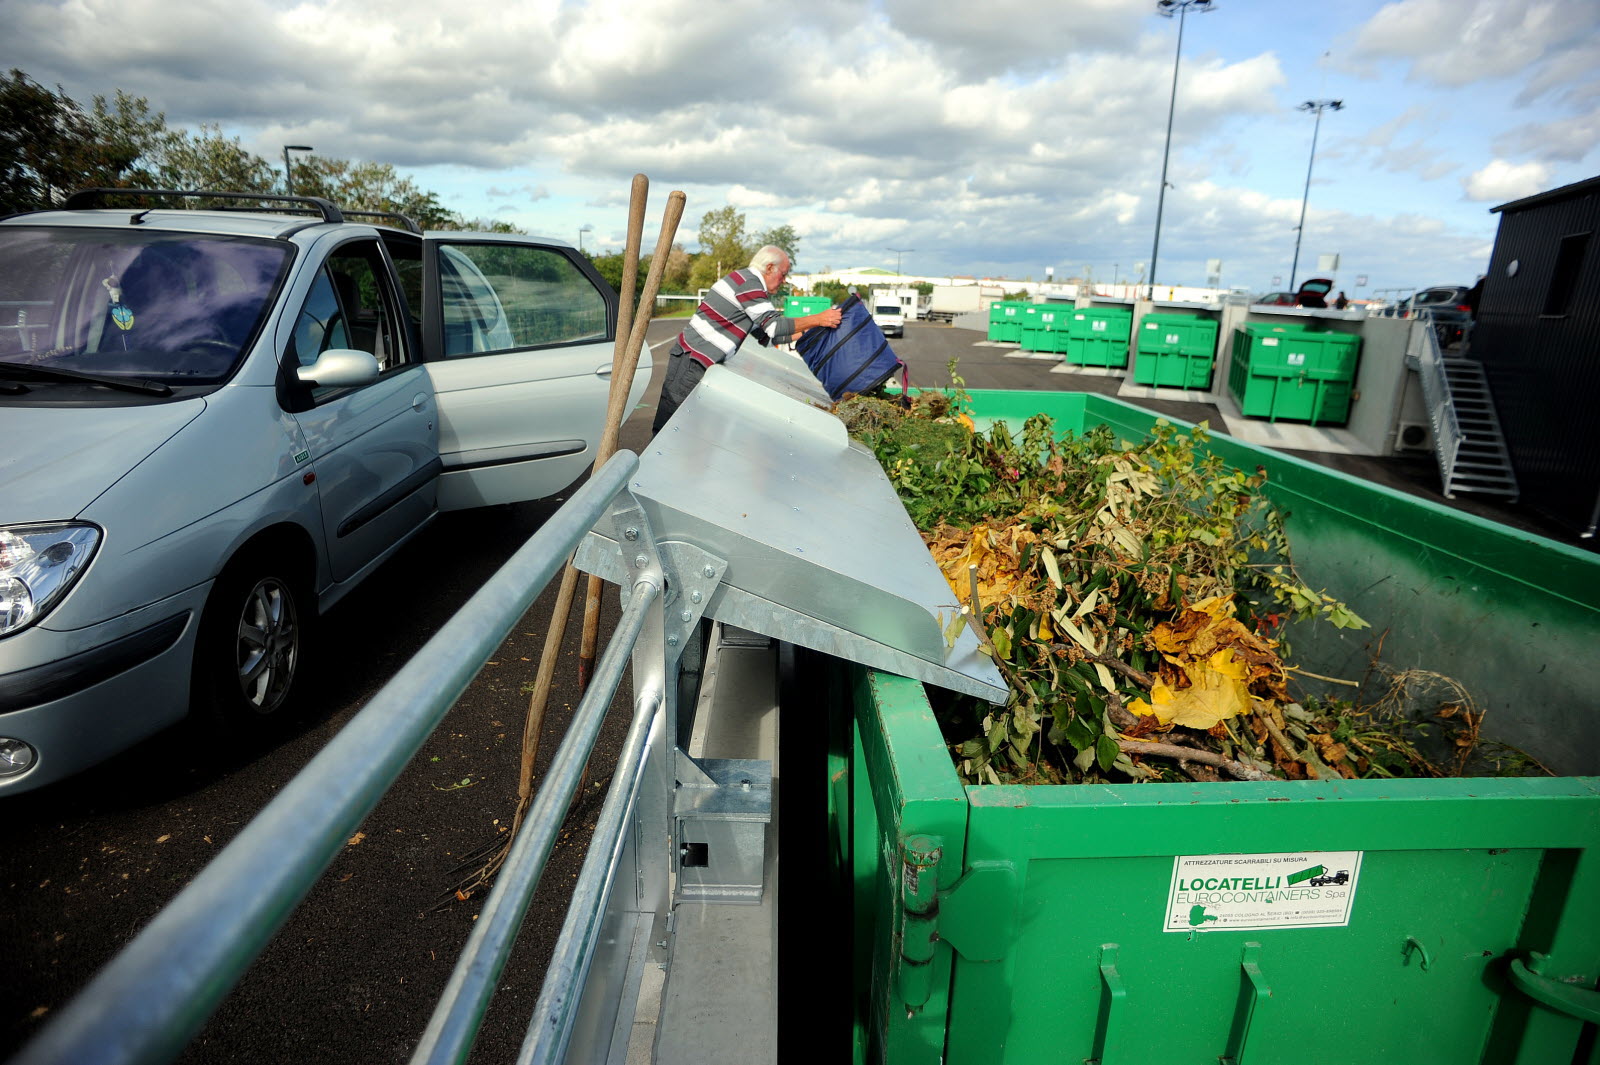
[420,234,651,510]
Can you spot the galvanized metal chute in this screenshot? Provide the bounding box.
[575,363,1007,705]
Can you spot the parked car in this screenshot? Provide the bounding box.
[0,190,647,794]
[1402,285,1474,348]
[1252,291,1298,306]
[1250,278,1333,308]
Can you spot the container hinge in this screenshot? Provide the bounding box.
[895,841,1016,1011]
[1509,951,1600,1024]
[936,860,1018,963]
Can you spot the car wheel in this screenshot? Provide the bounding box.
[194,555,312,727]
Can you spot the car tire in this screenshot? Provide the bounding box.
[193,552,313,730]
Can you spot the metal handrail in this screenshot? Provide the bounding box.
[1412,314,1464,486]
[14,452,645,1065]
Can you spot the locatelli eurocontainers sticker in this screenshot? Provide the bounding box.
[1164,851,1363,933]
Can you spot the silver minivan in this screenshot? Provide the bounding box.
[0,195,648,793]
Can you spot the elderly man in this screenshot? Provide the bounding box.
[651,245,841,432]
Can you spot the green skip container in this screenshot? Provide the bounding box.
[1018,306,1071,354]
[987,301,1028,343]
[1064,306,1133,368]
[784,295,834,318]
[1133,312,1219,389]
[839,388,1600,1065]
[1228,323,1361,424]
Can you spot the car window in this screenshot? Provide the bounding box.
[288,240,410,397]
[0,227,288,382]
[437,243,607,357]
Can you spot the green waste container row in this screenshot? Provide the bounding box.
[1228,323,1361,425]
[842,387,1600,1065]
[987,301,1030,343]
[1133,312,1218,389]
[783,295,833,318]
[1064,306,1132,368]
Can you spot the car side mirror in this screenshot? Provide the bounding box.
[295,349,381,388]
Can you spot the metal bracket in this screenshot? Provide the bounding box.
[607,495,726,669]
[1221,942,1271,1065]
[1509,951,1600,1024]
[1089,944,1127,1065]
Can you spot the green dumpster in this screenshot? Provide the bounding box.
[987,301,1027,343]
[1064,306,1133,368]
[1018,306,1071,354]
[842,388,1600,1064]
[1229,323,1361,424]
[1134,312,1218,389]
[784,295,833,318]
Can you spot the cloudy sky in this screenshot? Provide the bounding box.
[6,0,1596,296]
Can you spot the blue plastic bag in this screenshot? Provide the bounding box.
[794,294,905,400]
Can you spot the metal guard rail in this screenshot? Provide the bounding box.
[1410,312,1464,487]
[15,450,662,1065]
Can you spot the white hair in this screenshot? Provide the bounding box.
[749,245,788,272]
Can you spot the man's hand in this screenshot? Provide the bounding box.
[799,308,843,331]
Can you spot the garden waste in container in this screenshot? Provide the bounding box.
[1228,322,1361,424]
[840,387,1600,1065]
[1065,305,1133,368]
[1133,311,1219,389]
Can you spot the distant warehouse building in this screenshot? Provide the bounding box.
[1476,174,1600,539]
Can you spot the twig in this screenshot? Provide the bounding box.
[1284,665,1361,687]
[1262,718,1338,780]
[1116,739,1277,782]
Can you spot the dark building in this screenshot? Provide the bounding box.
[1475,175,1600,538]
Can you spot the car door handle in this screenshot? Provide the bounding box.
[412,392,429,412]
[594,364,613,377]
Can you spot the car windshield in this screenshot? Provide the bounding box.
[0,226,290,382]
[875,305,899,315]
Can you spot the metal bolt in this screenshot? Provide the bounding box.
[702,565,716,578]
[634,555,648,568]
[680,610,693,623]
[667,634,679,646]
[690,590,702,603]
[624,527,639,541]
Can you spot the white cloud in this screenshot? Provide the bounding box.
[1348,0,1592,88]
[1462,159,1554,203]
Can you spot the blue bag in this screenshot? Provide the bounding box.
[794,294,905,400]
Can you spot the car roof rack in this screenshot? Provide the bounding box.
[61,188,347,225]
[342,209,422,235]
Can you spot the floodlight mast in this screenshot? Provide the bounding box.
[1289,99,1343,291]
[1148,0,1215,300]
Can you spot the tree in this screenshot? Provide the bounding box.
[688,205,753,291]
[291,157,457,229]
[0,71,163,212]
[753,224,800,264]
[153,124,277,195]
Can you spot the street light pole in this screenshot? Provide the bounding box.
[282,145,313,195]
[887,247,915,275]
[1289,99,1342,292]
[578,224,594,253]
[1148,0,1213,301]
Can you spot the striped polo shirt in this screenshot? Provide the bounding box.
[673,268,799,367]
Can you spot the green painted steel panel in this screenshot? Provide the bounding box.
[988,301,1028,343]
[784,295,834,318]
[1230,324,1360,424]
[851,670,1600,1065]
[1066,307,1132,368]
[848,386,1600,1063]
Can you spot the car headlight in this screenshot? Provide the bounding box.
[0,523,101,637]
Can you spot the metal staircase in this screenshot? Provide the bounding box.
[1413,319,1519,501]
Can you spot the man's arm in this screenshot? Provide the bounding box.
[789,307,842,341]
